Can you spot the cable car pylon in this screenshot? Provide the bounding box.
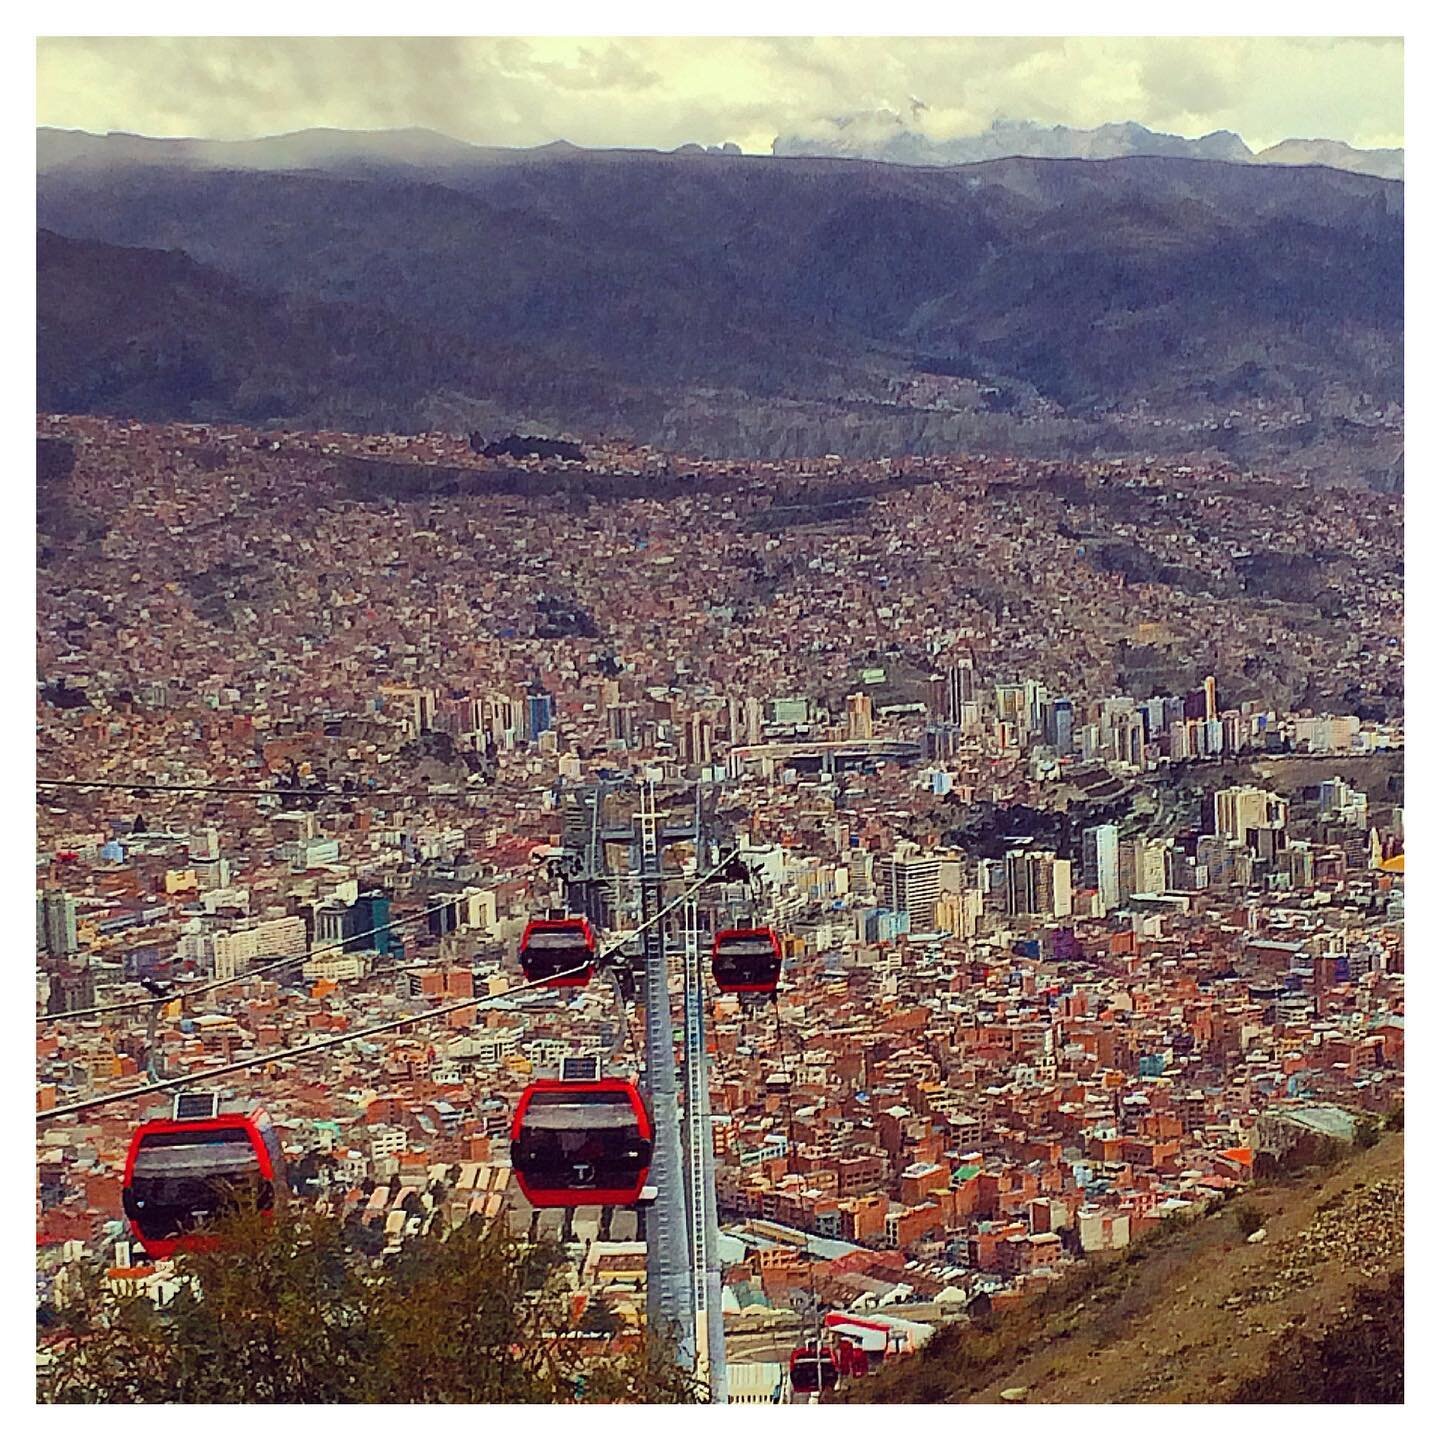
[558,777,729,1401]
[683,871,727,1401]
[635,779,696,1372]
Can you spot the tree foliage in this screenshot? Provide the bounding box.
[39,1203,695,1404]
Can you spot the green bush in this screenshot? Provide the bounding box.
[39,1203,693,1404]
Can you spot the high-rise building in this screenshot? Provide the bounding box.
[1004,851,1072,918]
[1025,680,1048,738]
[926,673,948,722]
[482,691,518,749]
[1221,710,1243,754]
[1137,838,1171,894]
[876,846,942,929]
[680,712,713,767]
[1213,786,1288,842]
[845,692,874,741]
[1082,825,1121,913]
[1034,856,1073,918]
[743,696,765,746]
[1046,697,1075,754]
[1169,720,1193,761]
[1141,697,1168,740]
[606,702,637,746]
[847,846,875,896]
[314,901,357,950]
[41,890,78,957]
[350,891,396,955]
[924,723,963,762]
[945,659,976,723]
[47,963,95,1014]
[995,683,1027,729]
[525,686,556,742]
[1004,851,1034,916]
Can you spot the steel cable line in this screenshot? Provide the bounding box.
[35,848,745,1124]
[38,894,466,1023]
[37,776,480,802]
[34,962,589,1125]
[39,839,572,1023]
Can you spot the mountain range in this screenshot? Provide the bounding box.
[36,128,1403,480]
[771,114,1403,181]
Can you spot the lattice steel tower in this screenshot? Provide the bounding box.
[559,777,728,1401]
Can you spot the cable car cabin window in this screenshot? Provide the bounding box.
[790,1349,839,1393]
[125,1128,267,1240]
[518,920,595,986]
[513,1090,651,1198]
[712,929,782,992]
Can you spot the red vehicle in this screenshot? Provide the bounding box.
[711,926,783,995]
[789,1344,840,1394]
[122,1103,285,1260]
[510,1078,652,1208]
[518,916,596,988]
[834,1337,869,1379]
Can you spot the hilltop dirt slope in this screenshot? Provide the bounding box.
[851,1132,1402,1404]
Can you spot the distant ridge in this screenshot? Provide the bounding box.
[39,120,1404,181]
[772,113,1402,181]
[36,136,1402,479]
[1254,137,1403,181]
[37,125,499,174]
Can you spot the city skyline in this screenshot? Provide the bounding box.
[35,25,1406,1406]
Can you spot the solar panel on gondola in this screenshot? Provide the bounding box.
[518,916,596,987]
[711,926,783,995]
[510,1078,652,1208]
[121,1104,286,1260]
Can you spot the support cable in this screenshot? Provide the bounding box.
[39,776,475,799]
[40,846,567,1024]
[35,846,743,1123]
[38,895,464,1023]
[35,962,587,1125]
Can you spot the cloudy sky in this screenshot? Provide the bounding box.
[36,37,1404,155]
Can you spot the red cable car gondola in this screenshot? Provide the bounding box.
[518,916,596,988]
[121,1101,286,1260]
[711,926,783,995]
[510,1078,653,1208]
[834,1337,869,1379]
[789,1345,840,1394]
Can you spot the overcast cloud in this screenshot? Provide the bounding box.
[36,36,1404,155]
